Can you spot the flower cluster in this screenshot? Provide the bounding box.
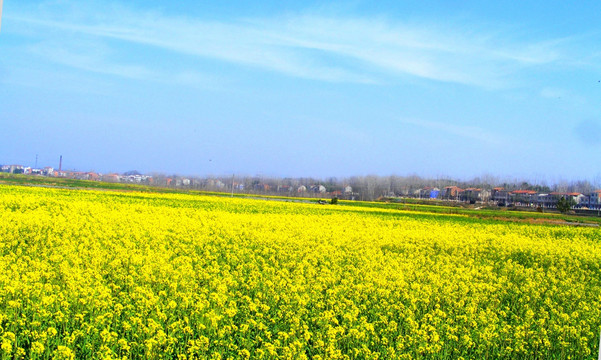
[0,185,600,359]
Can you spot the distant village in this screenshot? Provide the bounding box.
[3,162,601,211]
[412,186,601,211]
[0,164,152,184]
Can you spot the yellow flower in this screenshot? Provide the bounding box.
[31,341,45,354]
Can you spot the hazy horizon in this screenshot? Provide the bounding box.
[2,1,601,181]
[4,158,601,189]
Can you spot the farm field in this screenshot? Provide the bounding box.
[1,185,600,359]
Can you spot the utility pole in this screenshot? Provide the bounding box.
[231,174,235,197]
[35,154,38,169]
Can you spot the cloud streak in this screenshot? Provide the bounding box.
[8,2,576,88]
[27,41,156,81]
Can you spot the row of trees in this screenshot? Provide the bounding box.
[147,173,601,202]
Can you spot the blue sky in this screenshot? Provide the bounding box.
[1,1,601,181]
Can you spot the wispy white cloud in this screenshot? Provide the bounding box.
[399,117,501,145]
[7,2,578,88]
[28,41,155,81]
[21,37,225,91]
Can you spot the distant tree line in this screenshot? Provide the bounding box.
[147,173,601,202]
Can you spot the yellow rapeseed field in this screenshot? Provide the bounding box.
[0,185,600,359]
